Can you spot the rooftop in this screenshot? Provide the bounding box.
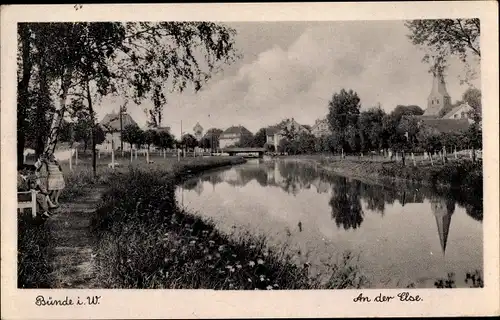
[100,112,137,131]
[221,125,253,137]
[443,103,471,119]
[419,118,470,134]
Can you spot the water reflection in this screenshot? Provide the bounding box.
[181,160,483,226]
[329,177,364,230]
[431,197,455,255]
[178,159,483,287]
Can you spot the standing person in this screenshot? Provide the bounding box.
[47,153,66,206]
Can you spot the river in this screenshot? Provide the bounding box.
[175,159,483,288]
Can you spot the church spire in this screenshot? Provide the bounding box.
[424,72,452,117]
[430,71,450,98]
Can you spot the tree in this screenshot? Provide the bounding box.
[204,128,223,151]
[253,128,268,147]
[122,124,142,150]
[462,87,482,123]
[17,24,34,169]
[278,138,291,154]
[199,137,211,150]
[143,129,158,151]
[146,85,166,128]
[327,89,361,155]
[296,132,316,154]
[17,21,240,170]
[181,134,198,150]
[391,105,424,121]
[359,107,386,153]
[155,131,175,152]
[234,133,254,148]
[405,19,480,81]
[417,126,443,164]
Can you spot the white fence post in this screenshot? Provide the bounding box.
[69,149,73,171]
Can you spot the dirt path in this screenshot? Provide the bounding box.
[46,185,106,288]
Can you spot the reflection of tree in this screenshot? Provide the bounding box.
[182,178,200,191]
[359,183,386,215]
[254,169,268,187]
[274,161,318,195]
[329,177,364,230]
[436,189,482,222]
[184,160,482,225]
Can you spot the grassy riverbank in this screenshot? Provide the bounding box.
[17,156,246,288]
[89,156,368,289]
[293,155,482,191]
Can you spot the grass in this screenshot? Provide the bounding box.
[17,155,250,289]
[17,213,53,288]
[19,152,481,289]
[89,158,369,289]
[296,154,483,192]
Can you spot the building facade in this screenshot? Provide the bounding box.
[219,125,253,148]
[443,103,474,123]
[311,118,331,138]
[265,118,310,150]
[99,111,138,152]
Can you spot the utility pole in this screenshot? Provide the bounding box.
[119,107,123,151]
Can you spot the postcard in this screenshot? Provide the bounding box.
[1,2,499,319]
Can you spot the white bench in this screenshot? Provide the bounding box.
[17,190,38,218]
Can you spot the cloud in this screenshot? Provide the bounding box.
[98,21,480,137]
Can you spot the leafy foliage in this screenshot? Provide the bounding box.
[181,133,198,149]
[122,124,143,149]
[405,19,480,80]
[17,22,240,166]
[327,89,361,153]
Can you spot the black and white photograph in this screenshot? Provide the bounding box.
[2,2,499,319]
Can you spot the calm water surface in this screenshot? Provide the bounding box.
[175,159,483,288]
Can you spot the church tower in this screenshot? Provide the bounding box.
[424,72,452,117]
[193,122,203,141]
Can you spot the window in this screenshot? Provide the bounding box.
[437,99,439,104]
[454,114,458,119]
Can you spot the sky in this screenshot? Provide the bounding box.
[97,20,480,138]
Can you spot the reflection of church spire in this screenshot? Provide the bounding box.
[431,199,455,255]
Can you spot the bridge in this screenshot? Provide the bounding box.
[221,147,266,158]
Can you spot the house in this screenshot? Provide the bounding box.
[443,102,474,123]
[311,118,331,138]
[412,74,474,135]
[99,111,138,151]
[202,128,223,149]
[219,125,253,148]
[265,118,310,150]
